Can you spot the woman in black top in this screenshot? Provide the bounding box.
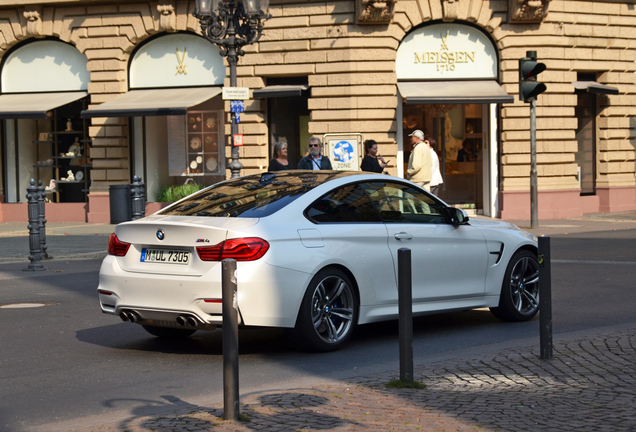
[268,141,292,171]
[360,139,388,173]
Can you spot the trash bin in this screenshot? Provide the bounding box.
[109,184,132,224]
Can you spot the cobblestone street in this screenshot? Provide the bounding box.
[63,326,635,432]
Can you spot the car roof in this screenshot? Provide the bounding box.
[210,170,394,192]
[157,170,424,219]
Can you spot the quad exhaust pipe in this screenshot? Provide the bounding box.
[176,314,199,327]
[120,310,198,327]
[119,310,137,323]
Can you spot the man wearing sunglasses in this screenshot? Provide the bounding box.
[298,137,333,170]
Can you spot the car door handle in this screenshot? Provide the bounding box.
[394,232,413,241]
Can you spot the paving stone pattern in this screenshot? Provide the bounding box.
[69,328,636,432]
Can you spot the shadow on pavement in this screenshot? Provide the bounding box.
[106,392,360,432]
[75,323,297,356]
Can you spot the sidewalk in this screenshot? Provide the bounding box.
[40,323,636,432]
[0,222,114,264]
[503,209,636,237]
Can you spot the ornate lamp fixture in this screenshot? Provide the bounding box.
[194,0,270,179]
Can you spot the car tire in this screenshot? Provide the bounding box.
[295,268,358,352]
[490,249,540,322]
[142,325,196,339]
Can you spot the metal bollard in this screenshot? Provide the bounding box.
[37,180,50,260]
[222,258,239,420]
[538,236,553,360]
[398,248,414,383]
[24,179,46,271]
[130,175,146,220]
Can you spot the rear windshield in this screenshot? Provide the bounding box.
[159,172,340,218]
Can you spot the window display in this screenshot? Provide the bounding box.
[32,97,91,203]
[168,110,223,177]
[402,103,486,210]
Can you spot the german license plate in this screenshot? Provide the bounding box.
[141,248,190,265]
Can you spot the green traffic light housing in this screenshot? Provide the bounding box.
[519,51,546,102]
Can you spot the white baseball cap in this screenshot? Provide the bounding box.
[408,129,425,140]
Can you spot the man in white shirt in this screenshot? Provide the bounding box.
[406,130,432,191]
[426,137,443,196]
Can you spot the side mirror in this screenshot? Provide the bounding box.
[449,207,469,225]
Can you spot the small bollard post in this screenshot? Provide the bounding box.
[130,176,146,220]
[222,258,239,420]
[398,247,414,383]
[538,236,553,360]
[36,180,50,260]
[24,179,46,272]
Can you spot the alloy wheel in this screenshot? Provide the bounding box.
[509,255,539,315]
[310,275,355,344]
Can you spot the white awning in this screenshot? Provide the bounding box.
[252,85,308,98]
[81,87,222,118]
[0,92,88,119]
[573,81,619,95]
[398,80,513,104]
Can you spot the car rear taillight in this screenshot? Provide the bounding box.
[108,233,131,257]
[196,242,224,261]
[196,237,269,262]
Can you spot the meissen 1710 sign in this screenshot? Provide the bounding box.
[396,23,498,80]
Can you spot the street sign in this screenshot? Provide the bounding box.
[230,101,245,124]
[223,87,250,100]
[230,100,245,112]
[323,133,363,171]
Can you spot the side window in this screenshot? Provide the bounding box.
[305,183,382,223]
[362,181,447,224]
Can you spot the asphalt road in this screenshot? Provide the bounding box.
[1,228,635,432]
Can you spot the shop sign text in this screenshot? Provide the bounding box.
[413,31,476,74]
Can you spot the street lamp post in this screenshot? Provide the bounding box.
[194,0,270,179]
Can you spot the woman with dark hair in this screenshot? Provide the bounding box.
[268,141,292,171]
[426,137,443,196]
[360,139,388,173]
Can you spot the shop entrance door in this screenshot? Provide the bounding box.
[266,78,310,169]
[402,103,489,213]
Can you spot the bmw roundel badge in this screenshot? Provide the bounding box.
[156,229,165,240]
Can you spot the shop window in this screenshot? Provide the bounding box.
[2,97,90,203]
[575,73,597,195]
[168,110,224,177]
[131,104,225,202]
[402,103,486,210]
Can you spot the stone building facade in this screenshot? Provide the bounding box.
[0,0,634,223]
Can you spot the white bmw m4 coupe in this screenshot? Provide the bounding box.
[97,171,539,351]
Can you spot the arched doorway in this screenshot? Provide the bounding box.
[395,23,511,216]
[0,39,89,205]
[81,32,226,201]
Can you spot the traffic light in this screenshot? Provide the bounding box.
[519,51,546,102]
